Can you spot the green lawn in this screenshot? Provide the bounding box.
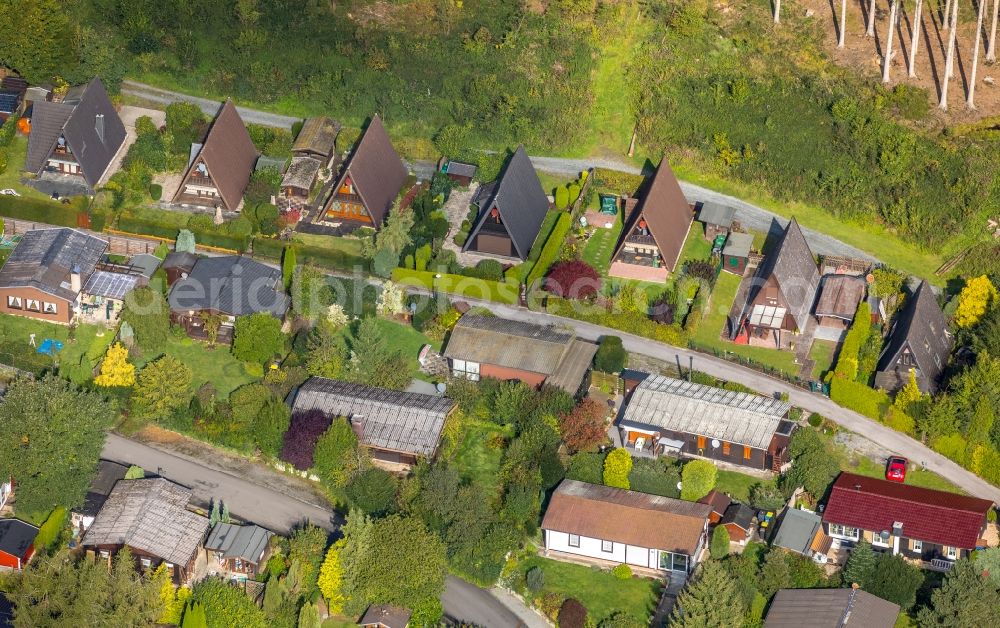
[293,232,365,256]
[844,452,964,494]
[132,334,259,397]
[336,317,438,381]
[0,136,55,201]
[676,221,713,268]
[715,469,766,502]
[691,271,799,375]
[537,171,577,197]
[527,210,562,262]
[0,313,114,383]
[450,418,513,492]
[809,340,837,380]
[582,215,623,274]
[516,556,661,624]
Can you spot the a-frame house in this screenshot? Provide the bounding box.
[874,281,952,394]
[172,100,258,212]
[463,145,549,261]
[608,159,694,283]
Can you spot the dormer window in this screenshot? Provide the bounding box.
[95,114,105,143]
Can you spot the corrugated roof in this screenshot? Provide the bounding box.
[204,522,272,564]
[291,377,454,457]
[815,275,866,319]
[292,116,340,159]
[281,156,321,191]
[740,217,820,333]
[175,100,258,211]
[463,145,549,260]
[611,159,693,272]
[617,374,790,450]
[325,115,407,228]
[0,228,108,301]
[698,201,736,228]
[765,588,899,628]
[772,508,823,555]
[823,472,992,549]
[82,478,210,566]
[875,281,952,393]
[541,480,710,554]
[168,255,289,317]
[545,339,599,394]
[722,232,754,258]
[443,314,576,376]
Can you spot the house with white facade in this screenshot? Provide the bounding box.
[541,479,710,578]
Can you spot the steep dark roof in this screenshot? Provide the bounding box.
[875,281,952,392]
[698,490,732,517]
[292,116,340,159]
[292,378,454,457]
[765,588,899,628]
[611,159,693,272]
[360,604,412,628]
[26,78,126,188]
[0,519,38,560]
[0,228,108,301]
[327,115,408,228]
[823,472,992,549]
[204,523,272,564]
[168,255,289,317]
[721,503,755,532]
[740,217,820,333]
[77,460,130,518]
[176,100,258,211]
[463,145,549,260]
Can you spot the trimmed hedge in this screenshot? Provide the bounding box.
[392,268,520,305]
[0,196,85,227]
[34,506,67,550]
[252,238,366,272]
[526,212,572,287]
[545,297,688,346]
[829,377,890,419]
[116,216,250,252]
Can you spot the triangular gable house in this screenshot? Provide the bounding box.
[874,281,952,394]
[24,77,126,190]
[463,145,549,260]
[608,159,693,283]
[732,217,819,345]
[319,115,408,229]
[172,100,258,212]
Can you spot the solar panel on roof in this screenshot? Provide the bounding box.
[83,271,138,300]
[0,92,18,113]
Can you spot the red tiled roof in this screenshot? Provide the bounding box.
[822,473,993,549]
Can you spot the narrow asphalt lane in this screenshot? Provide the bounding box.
[121,81,299,129]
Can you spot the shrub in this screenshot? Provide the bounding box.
[280,410,332,470]
[291,120,304,138]
[35,506,68,551]
[558,598,587,628]
[149,183,162,201]
[544,260,601,299]
[680,459,717,501]
[554,185,569,210]
[373,248,398,278]
[612,564,632,580]
[474,258,504,281]
[557,398,608,453]
[829,377,889,419]
[346,468,397,515]
[749,482,785,510]
[232,313,285,365]
[454,232,468,246]
[526,566,545,592]
[710,524,730,559]
[403,254,414,269]
[603,448,632,489]
[594,336,626,373]
[807,412,823,427]
[567,182,581,206]
[526,213,572,286]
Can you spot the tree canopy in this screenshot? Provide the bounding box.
[232,313,286,365]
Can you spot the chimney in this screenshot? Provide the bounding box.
[95,114,105,143]
[70,265,81,293]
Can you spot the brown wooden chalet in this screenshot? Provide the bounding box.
[24,77,126,190]
[731,217,820,347]
[81,478,210,584]
[463,145,549,260]
[874,281,952,394]
[814,274,866,333]
[608,159,694,283]
[721,232,754,276]
[318,115,408,228]
[292,116,340,165]
[616,373,796,471]
[204,522,272,579]
[172,100,258,212]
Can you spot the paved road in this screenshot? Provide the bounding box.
[443,578,545,628]
[121,81,299,129]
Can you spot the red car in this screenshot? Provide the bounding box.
[885,457,908,483]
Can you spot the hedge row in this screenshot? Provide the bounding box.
[253,238,367,272]
[116,216,249,252]
[829,376,890,419]
[525,212,572,287]
[544,296,688,346]
[0,196,86,228]
[391,268,520,305]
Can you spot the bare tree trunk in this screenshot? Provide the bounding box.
[883,0,900,82]
[909,0,924,76]
[944,0,953,29]
[969,0,987,108]
[988,0,1000,61]
[867,0,877,36]
[940,0,960,109]
[775,0,781,23]
[839,0,849,47]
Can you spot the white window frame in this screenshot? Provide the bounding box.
[452,358,481,382]
[6,296,20,309]
[871,534,890,548]
[43,302,57,314]
[945,546,958,560]
[25,299,40,311]
[911,540,923,553]
[828,524,860,540]
[568,534,580,548]
[601,540,613,553]
[140,557,151,568]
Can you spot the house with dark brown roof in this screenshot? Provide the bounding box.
[822,472,992,566]
[874,281,952,394]
[70,459,129,533]
[359,605,411,628]
[443,314,598,395]
[541,479,710,577]
[731,217,820,348]
[764,588,899,628]
[292,116,340,165]
[720,503,755,544]
[24,77,126,190]
[463,145,549,261]
[318,115,408,229]
[291,377,456,470]
[814,274,867,335]
[172,100,259,212]
[698,490,732,524]
[608,159,694,283]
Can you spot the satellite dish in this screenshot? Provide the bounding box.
[711,439,720,449]
[436,382,447,394]
[676,482,683,491]
[880,530,890,541]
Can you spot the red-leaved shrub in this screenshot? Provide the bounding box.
[544,260,601,299]
[280,409,332,470]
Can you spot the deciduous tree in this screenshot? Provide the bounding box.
[594,335,626,373]
[557,398,608,453]
[313,419,365,488]
[317,540,347,614]
[680,460,717,501]
[955,275,998,328]
[94,342,136,387]
[232,313,285,365]
[544,260,601,299]
[280,410,332,470]
[602,448,632,489]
